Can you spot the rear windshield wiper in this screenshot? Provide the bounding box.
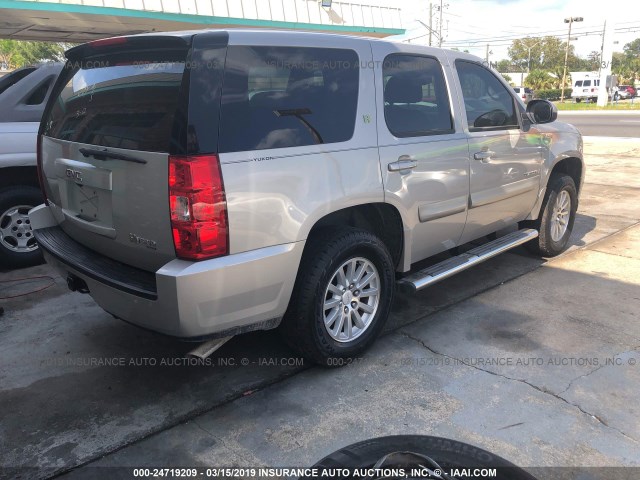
[274,108,324,145]
[79,148,147,164]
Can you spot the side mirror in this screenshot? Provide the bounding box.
[526,99,557,124]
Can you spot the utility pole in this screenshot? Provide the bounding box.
[485,44,490,64]
[438,0,443,47]
[597,19,615,107]
[598,21,606,75]
[429,2,433,47]
[560,16,583,103]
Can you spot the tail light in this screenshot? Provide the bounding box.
[36,134,49,205]
[169,154,228,260]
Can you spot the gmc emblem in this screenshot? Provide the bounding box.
[65,168,83,183]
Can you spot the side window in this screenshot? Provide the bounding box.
[25,78,53,105]
[382,54,453,137]
[575,81,583,87]
[583,80,591,87]
[218,46,359,153]
[455,60,519,131]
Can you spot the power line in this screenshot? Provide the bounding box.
[441,22,640,45]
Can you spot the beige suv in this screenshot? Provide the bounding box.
[30,30,584,365]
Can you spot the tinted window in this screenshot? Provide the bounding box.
[455,60,518,131]
[218,46,359,153]
[524,88,532,93]
[382,54,453,138]
[575,81,583,87]
[45,58,186,152]
[583,80,591,87]
[26,78,52,105]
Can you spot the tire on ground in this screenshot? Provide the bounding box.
[310,435,537,480]
[0,186,44,269]
[279,227,395,366]
[526,173,577,257]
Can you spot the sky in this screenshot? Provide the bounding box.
[397,0,640,63]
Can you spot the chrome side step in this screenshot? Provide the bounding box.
[398,228,539,292]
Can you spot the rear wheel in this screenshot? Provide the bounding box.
[279,227,395,366]
[0,186,44,269]
[526,174,577,257]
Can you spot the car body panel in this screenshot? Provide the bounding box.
[371,41,470,268]
[219,32,383,255]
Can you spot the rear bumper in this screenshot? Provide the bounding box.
[29,204,304,339]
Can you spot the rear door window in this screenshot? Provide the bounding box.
[44,57,186,152]
[382,54,453,137]
[583,80,591,87]
[218,46,359,153]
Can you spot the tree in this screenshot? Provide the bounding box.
[0,40,67,70]
[501,73,513,84]
[496,59,519,73]
[623,38,640,60]
[586,51,601,71]
[524,69,555,90]
[508,36,579,73]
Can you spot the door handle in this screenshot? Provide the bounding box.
[473,150,496,162]
[388,156,417,172]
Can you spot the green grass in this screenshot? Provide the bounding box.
[553,100,640,111]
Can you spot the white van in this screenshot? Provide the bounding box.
[571,72,600,103]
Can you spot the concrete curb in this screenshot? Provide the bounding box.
[582,136,640,142]
[558,109,640,115]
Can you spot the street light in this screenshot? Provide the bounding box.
[560,16,583,103]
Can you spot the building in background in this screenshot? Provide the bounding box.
[0,0,404,43]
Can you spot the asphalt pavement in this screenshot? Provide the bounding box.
[558,109,640,137]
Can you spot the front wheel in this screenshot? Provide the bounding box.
[279,227,395,366]
[526,174,577,257]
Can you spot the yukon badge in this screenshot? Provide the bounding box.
[129,233,157,250]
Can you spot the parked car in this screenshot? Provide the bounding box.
[512,86,533,103]
[613,86,632,100]
[30,31,584,365]
[0,62,64,268]
[617,85,636,98]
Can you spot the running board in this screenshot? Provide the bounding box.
[398,228,539,292]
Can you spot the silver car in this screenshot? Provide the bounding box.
[30,30,584,365]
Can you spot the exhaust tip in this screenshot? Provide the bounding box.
[66,274,89,294]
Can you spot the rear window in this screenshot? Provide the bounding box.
[44,58,186,152]
[583,80,591,87]
[218,46,359,153]
[574,81,583,87]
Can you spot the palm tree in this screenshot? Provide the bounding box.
[524,69,555,90]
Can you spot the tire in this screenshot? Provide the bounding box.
[614,92,619,101]
[526,174,577,257]
[0,186,44,269]
[575,98,581,103]
[279,227,395,366]
[310,435,537,480]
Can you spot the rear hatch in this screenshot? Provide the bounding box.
[39,33,226,271]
